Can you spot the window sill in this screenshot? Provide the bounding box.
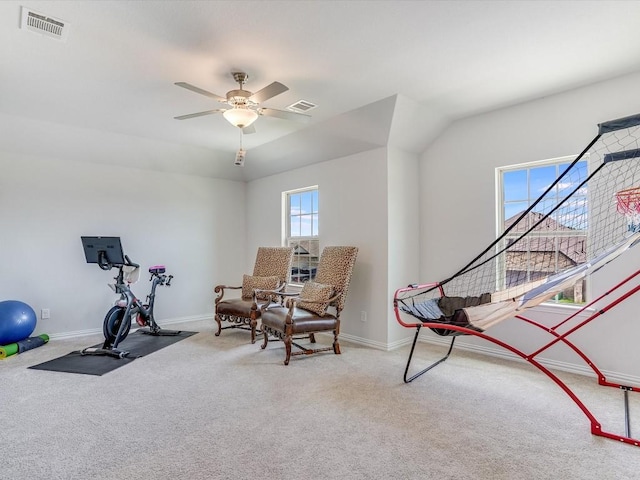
[531,302,595,315]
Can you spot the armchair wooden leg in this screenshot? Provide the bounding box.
[261,330,269,350]
[284,335,292,365]
[250,319,257,344]
[333,330,341,355]
[309,333,316,343]
[214,314,222,337]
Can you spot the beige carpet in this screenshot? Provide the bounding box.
[2,318,640,479]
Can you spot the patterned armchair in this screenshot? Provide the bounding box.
[214,247,294,343]
[258,246,358,365]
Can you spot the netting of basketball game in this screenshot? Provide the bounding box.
[394,112,640,447]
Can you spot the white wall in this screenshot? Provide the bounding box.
[387,147,420,346]
[418,71,640,379]
[0,151,246,337]
[247,148,389,347]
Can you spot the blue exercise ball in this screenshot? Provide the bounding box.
[0,300,37,345]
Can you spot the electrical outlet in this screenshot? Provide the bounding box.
[41,308,50,320]
[360,311,367,322]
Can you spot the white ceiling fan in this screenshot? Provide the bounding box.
[173,72,311,134]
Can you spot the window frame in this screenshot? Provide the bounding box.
[283,186,319,286]
[495,155,590,305]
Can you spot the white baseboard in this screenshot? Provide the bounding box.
[339,332,389,350]
[47,314,212,340]
[417,334,640,387]
[339,330,640,386]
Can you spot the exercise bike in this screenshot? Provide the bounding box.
[80,236,181,359]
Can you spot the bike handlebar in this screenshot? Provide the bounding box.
[148,271,173,287]
[124,255,140,269]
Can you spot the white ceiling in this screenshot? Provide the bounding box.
[2,0,640,182]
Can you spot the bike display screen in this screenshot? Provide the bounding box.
[81,236,125,266]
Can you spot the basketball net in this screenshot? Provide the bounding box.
[616,187,640,234]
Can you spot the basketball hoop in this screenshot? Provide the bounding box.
[615,186,640,233]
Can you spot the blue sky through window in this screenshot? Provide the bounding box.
[503,160,588,225]
[289,189,318,237]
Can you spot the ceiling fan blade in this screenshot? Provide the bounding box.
[259,107,311,123]
[174,82,226,102]
[249,81,289,103]
[242,124,256,135]
[174,109,224,120]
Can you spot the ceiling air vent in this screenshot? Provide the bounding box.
[20,6,69,41]
[287,100,317,114]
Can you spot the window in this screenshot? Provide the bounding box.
[284,186,319,284]
[497,156,588,304]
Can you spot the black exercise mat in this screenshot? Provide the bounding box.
[28,330,197,376]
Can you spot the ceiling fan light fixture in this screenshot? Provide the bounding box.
[223,107,258,128]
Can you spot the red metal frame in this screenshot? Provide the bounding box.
[393,273,640,447]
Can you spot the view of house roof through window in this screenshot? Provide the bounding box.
[499,158,588,304]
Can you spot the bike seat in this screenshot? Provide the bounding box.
[149,265,166,274]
